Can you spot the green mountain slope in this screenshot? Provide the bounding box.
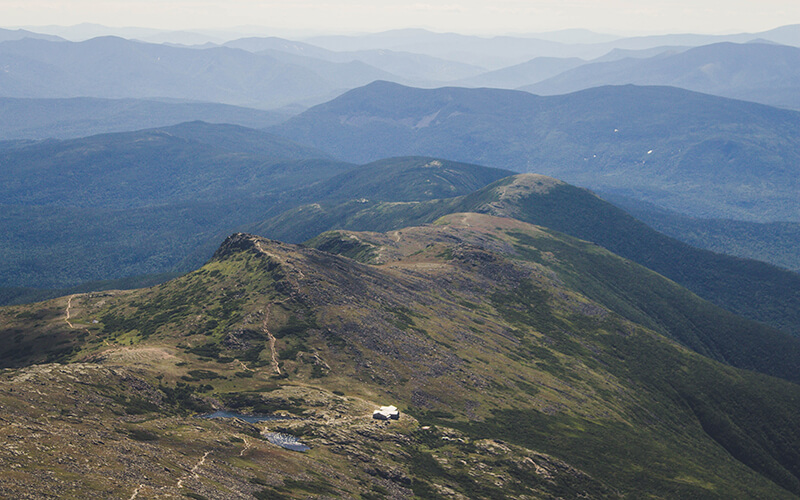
[0,272,183,307]
[0,121,332,208]
[605,194,800,272]
[0,122,351,289]
[157,121,331,160]
[135,156,515,292]
[3,219,800,498]
[463,176,800,339]
[294,156,514,203]
[0,152,510,297]
[249,173,800,341]
[273,81,800,222]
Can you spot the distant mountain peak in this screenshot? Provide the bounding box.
[494,173,564,198]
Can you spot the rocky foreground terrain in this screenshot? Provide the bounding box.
[0,357,605,499]
[2,214,800,498]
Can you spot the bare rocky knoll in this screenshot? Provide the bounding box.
[2,218,800,498]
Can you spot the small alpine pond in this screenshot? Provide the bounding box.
[201,411,310,452]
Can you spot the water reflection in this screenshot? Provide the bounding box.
[264,432,311,452]
[201,411,310,451]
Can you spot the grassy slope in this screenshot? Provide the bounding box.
[465,176,800,338]
[248,175,800,383]
[2,220,800,497]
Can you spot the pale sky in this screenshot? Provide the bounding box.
[3,0,800,36]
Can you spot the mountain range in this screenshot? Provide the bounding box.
[0,96,286,140]
[3,24,800,498]
[0,27,63,42]
[6,27,800,114]
[0,36,389,108]
[274,81,800,222]
[4,123,800,345]
[223,37,485,84]
[454,56,586,89]
[523,42,800,110]
[303,25,800,66]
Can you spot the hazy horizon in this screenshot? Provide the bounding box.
[3,0,800,39]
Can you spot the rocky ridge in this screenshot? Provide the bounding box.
[2,218,800,497]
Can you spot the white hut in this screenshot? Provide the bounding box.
[372,405,400,420]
